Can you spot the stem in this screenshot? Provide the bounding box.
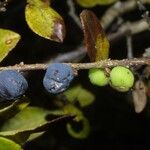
[126,34,133,59]
[101,0,148,29]
[0,58,149,71]
[67,0,81,29]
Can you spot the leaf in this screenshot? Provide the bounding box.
[63,104,90,139]
[0,29,21,63]
[66,116,90,139]
[0,106,71,144]
[132,80,147,113]
[25,0,66,42]
[0,97,29,114]
[0,97,30,121]
[0,137,22,150]
[80,10,109,62]
[27,132,44,142]
[0,107,49,133]
[0,101,17,114]
[63,104,83,121]
[64,85,95,107]
[76,0,117,8]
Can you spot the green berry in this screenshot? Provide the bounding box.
[110,66,134,92]
[88,68,109,86]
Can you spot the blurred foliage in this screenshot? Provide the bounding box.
[63,84,95,107]
[0,137,22,150]
[76,0,118,7]
[63,104,90,139]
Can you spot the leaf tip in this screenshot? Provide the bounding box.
[52,19,66,42]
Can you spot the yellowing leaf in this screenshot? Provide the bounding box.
[25,0,66,42]
[76,0,117,7]
[95,33,109,61]
[0,29,20,63]
[80,10,109,61]
[0,137,21,150]
[64,85,95,107]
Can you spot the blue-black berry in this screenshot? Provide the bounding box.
[43,63,74,94]
[0,70,28,100]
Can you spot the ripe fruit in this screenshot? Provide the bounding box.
[110,66,134,92]
[43,63,74,94]
[88,68,109,86]
[0,70,28,100]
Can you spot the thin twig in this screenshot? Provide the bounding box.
[108,19,149,43]
[119,19,149,34]
[126,34,133,59]
[50,3,150,64]
[67,0,81,28]
[108,29,130,43]
[100,0,147,29]
[0,58,149,71]
[47,19,148,64]
[51,19,149,64]
[52,45,86,63]
[137,0,150,29]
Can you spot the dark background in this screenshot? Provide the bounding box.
[0,0,150,149]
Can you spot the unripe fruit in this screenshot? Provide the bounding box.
[43,63,74,94]
[110,66,134,92]
[88,68,109,86]
[0,70,28,100]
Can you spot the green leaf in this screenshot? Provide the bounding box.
[0,98,29,114]
[77,88,95,107]
[0,107,50,135]
[64,85,95,107]
[0,97,30,122]
[63,104,83,121]
[0,137,22,150]
[25,0,66,42]
[0,106,71,144]
[76,0,117,7]
[63,104,90,139]
[80,10,109,62]
[0,29,21,63]
[27,132,44,142]
[66,116,90,139]
[0,101,17,114]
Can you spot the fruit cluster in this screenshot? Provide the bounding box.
[0,64,134,101]
[88,66,134,92]
[0,63,74,100]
